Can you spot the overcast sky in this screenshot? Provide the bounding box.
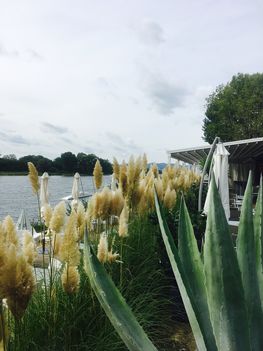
[0,0,263,162]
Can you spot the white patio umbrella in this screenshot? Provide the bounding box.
[203,142,230,219]
[40,172,49,207]
[71,173,81,210]
[72,172,81,200]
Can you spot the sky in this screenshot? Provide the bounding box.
[0,0,263,163]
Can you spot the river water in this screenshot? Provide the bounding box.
[0,175,111,222]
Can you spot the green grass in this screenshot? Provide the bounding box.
[6,214,176,351]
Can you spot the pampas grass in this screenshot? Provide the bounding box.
[93,159,103,190]
[49,202,66,233]
[27,162,40,194]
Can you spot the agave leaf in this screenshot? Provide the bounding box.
[204,175,250,351]
[154,189,217,351]
[254,175,263,305]
[237,172,263,350]
[178,198,217,349]
[83,232,158,351]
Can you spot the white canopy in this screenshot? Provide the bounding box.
[204,143,230,219]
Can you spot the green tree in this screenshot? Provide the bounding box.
[60,152,78,173]
[202,73,263,144]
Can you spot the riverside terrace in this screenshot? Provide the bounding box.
[167,137,263,226]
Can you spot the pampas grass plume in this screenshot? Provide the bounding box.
[110,189,124,217]
[93,159,103,190]
[3,216,18,247]
[76,202,85,240]
[49,201,66,233]
[142,153,148,173]
[113,157,120,182]
[118,202,129,238]
[119,161,128,197]
[151,163,159,178]
[0,244,35,319]
[59,212,80,266]
[23,231,37,265]
[61,265,80,294]
[42,204,53,227]
[107,249,119,263]
[163,188,177,210]
[27,162,40,194]
[97,233,108,263]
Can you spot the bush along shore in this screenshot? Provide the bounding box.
[0,152,112,175]
[0,155,204,350]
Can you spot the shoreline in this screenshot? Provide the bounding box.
[0,172,112,176]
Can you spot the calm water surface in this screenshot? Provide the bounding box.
[0,175,111,222]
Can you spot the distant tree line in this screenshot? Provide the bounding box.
[0,152,112,175]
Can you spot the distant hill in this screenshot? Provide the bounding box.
[148,163,167,171]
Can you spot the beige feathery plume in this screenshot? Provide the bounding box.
[151,163,159,178]
[138,194,148,215]
[59,212,80,266]
[167,165,176,179]
[76,202,85,240]
[22,231,37,266]
[119,161,128,197]
[42,204,53,227]
[0,244,35,319]
[0,221,6,245]
[27,162,40,194]
[93,159,103,190]
[52,233,63,256]
[0,225,7,291]
[162,170,169,193]
[107,249,119,263]
[118,202,129,238]
[61,265,80,294]
[3,216,18,248]
[163,188,177,210]
[127,156,135,185]
[110,189,124,217]
[49,201,66,233]
[97,233,108,263]
[99,187,112,219]
[127,156,141,207]
[92,188,111,220]
[154,178,164,201]
[145,175,155,210]
[85,198,95,231]
[142,153,148,174]
[113,157,120,182]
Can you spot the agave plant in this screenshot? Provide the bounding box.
[154,172,263,351]
[83,233,158,351]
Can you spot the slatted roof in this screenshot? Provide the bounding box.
[168,137,263,165]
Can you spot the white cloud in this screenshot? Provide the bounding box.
[0,0,262,162]
[136,19,165,46]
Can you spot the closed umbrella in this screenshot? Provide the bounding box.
[72,172,80,200]
[40,172,49,207]
[71,172,80,210]
[204,142,230,219]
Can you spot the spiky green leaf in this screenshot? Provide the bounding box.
[178,198,216,349]
[83,232,158,351]
[154,189,218,351]
[254,176,263,305]
[204,175,250,351]
[237,172,263,350]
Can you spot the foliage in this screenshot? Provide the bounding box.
[155,172,263,350]
[1,156,202,350]
[5,216,174,351]
[202,73,263,143]
[0,152,112,175]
